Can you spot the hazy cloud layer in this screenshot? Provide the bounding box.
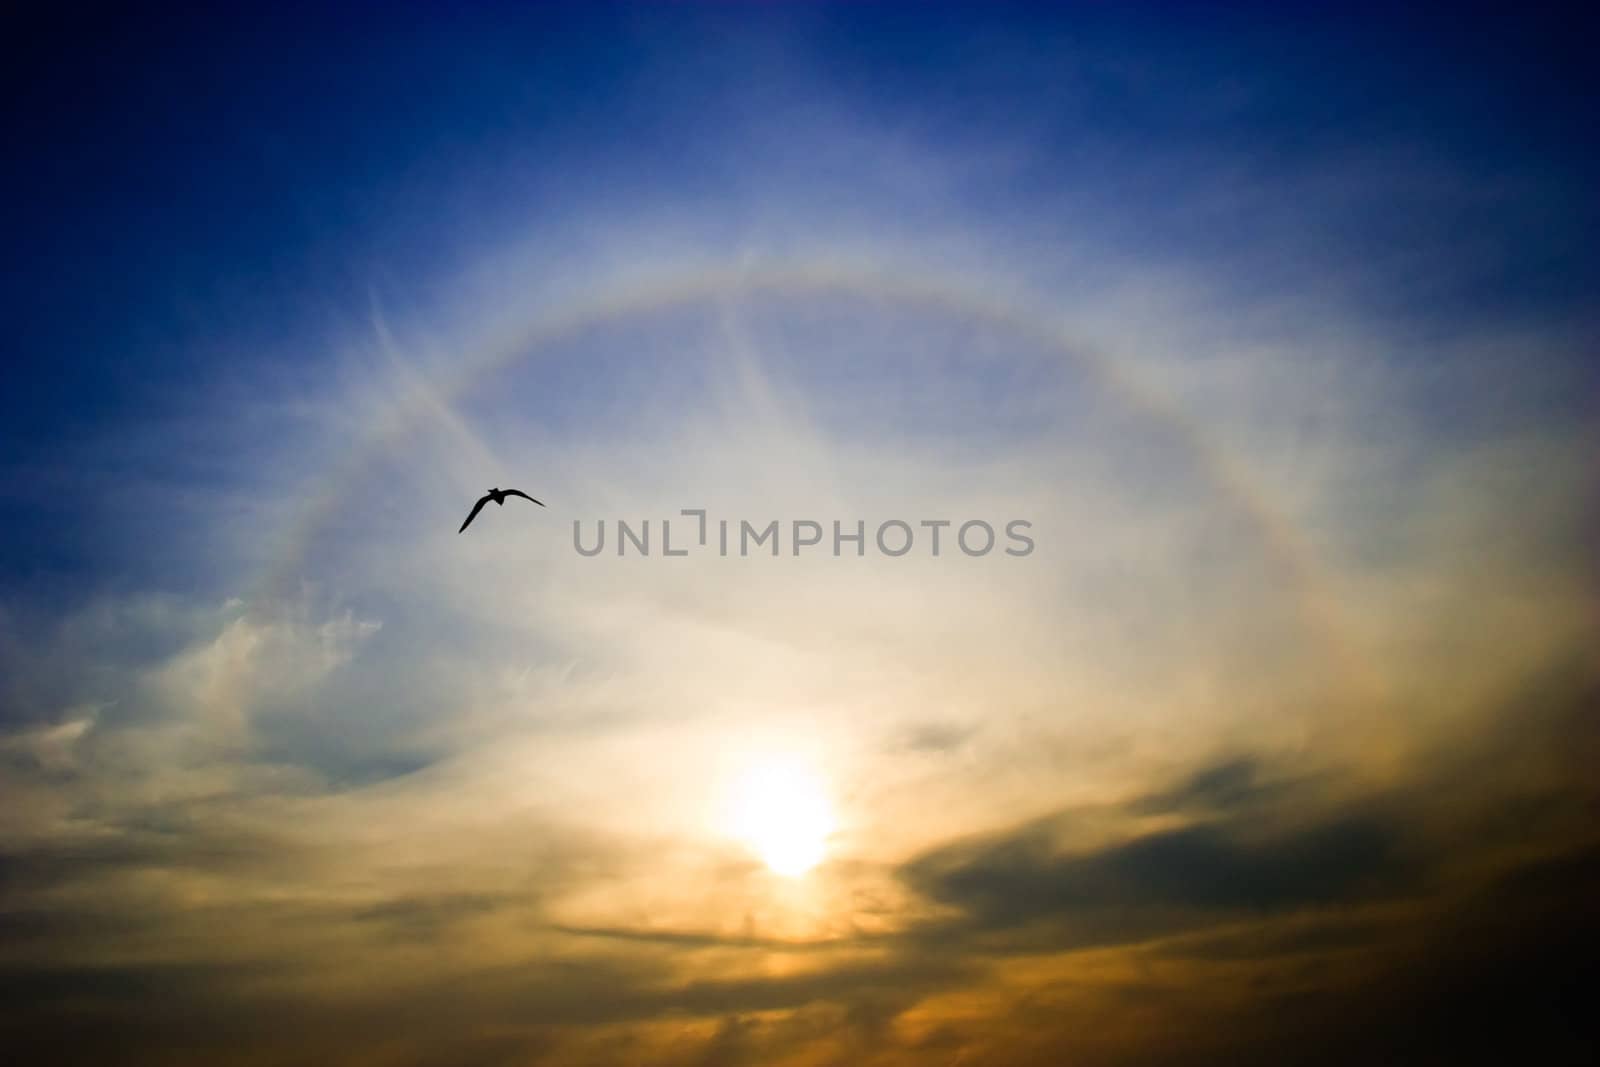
[3,7,1596,1065]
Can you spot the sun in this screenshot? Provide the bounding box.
[727,757,835,877]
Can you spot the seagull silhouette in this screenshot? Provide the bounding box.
[458,487,544,533]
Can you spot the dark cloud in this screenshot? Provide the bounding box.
[902,807,1411,952]
[548,922,884,951]
[348,891,513,941]
[894,720,978,754]
[0,820,309,900]
[1134,756,1278,813]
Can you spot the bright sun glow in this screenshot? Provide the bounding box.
[728,757,835,876]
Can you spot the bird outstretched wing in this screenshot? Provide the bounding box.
[458,494,492,533]
[503,489,545,506]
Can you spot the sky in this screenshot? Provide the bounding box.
[2,6,1597,1065]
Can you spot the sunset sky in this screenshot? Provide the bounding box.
[3,6,1596,1065]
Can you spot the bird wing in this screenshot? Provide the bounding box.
[458,494,491,533]
[503,489,545,506]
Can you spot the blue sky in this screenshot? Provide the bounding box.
[3,6,1597,1065]
[6,7,1595,591]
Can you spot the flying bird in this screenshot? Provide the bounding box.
[458,487,544,533]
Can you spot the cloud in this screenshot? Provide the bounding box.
[3,9,1597,1064]
[1133,756,1274,813]
[901,788,1414,954]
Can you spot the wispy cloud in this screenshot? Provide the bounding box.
[3,7,1595,1064]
